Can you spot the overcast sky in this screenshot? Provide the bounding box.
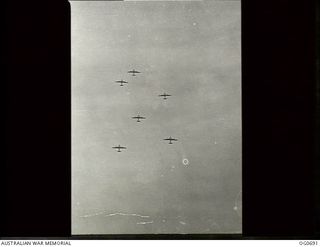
[71,0,241,234]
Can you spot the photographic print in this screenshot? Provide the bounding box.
[71,0,241,234]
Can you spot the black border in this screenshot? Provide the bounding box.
[2,0,319,239]
[315,0,320,237]
[242,0,317,237]
[3,0,71,237]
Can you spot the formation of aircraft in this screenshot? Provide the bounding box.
[159,93,171,100]
[113,68,178,152]
[115,80,128,86]
[112,145,127,152]
[132,114,146,122]
[128,69,141,76]
[163,136,178,144]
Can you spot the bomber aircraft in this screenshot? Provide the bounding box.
[128,69,140,76]
[159,93,171,100]
[132,114,146,122]
[163,137,178,144]
[112,145,127,152]
[115,80,128,86]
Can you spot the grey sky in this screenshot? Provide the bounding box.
[71,0,241,234]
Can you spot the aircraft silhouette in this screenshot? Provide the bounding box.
[112,145,127,152]
[128,69,140,76]
[132,114,146,122]
[115,80,128,86]
[163,136,178,144]
[159,93,171,100]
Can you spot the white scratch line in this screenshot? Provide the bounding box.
[179,221,187,225]
[80,211,108,218]
[80,212,150,219]
[136,221,154,225]
[104,213,150,218]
